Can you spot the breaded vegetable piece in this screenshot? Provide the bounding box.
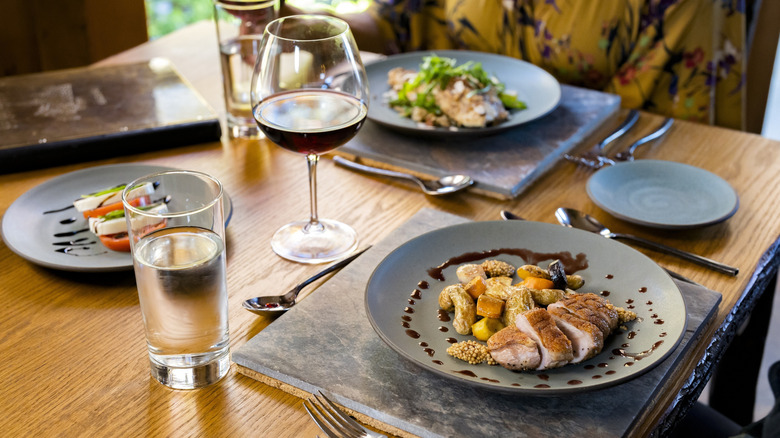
[529,288,567,306]
[440,284,477,335]
[503,286,536,326]
[484,276,515,300]
[481,259,516,278]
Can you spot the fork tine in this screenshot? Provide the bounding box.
[313,392,367,437]
[303,400,347,438]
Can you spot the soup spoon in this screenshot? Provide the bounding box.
[242,246,371,314]
[555,207,738,276]
[333,156,473,195]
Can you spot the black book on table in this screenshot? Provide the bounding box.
[0,58,222,174]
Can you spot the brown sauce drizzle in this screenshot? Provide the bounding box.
[427,248,588,281]
[423,348,435,357]
[59,217,77,225]
[612,340,664,360]
[445,338,458,344]
[54,228,89,238]
[437,309,451,322]
[401,315,411,322]
[43,205,76,214]
[454,370,477,378]
[405,330,420,339]
[534,384,550,388]
[438,326,449,332]
[605,274,614,279]
[638,287,648,293]
[568,380,583,385]
[433,360,443,365]
[403,307,414,314]
[411,289,422,299]
[418,281,429,289]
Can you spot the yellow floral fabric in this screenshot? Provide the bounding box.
[368,0,746,129]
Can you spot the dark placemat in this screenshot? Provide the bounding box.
[339,85,620,199]
[0,59,221,174]
[234,208,721,437]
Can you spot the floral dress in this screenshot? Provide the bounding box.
[367,0,746,129]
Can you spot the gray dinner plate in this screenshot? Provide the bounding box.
[365,50,561,137]
[1,163,234,272]
[365,220,687,394]
[587,160,739,229]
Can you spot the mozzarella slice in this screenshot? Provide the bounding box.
[88,203,168,236]
[74,182,155,212]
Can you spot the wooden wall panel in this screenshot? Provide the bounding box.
[0,0,148,77]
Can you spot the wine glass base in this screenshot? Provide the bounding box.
[271,219,358,264]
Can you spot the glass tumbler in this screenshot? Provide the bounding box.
[123,170,230,389]
[213,0,279,139]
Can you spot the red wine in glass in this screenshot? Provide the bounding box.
[254,89,367,155]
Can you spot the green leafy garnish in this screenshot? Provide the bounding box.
[100,209,125,221]
[389,55,526,117]
[82,184,126,198]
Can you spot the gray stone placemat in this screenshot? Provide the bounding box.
[233,208,721,438]
[339,85,620,199]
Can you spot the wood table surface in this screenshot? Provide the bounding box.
[2,21,779,437]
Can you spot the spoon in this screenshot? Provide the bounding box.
[242,246,371,314]
[333,156,473,195]
[555,208,738,276]
[499,209,699,284]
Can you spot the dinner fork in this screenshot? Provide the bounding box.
[563,109,640,170]
[304,391,387,438]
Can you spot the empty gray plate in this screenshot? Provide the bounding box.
[587,160,739,229]
[365,220,687,394]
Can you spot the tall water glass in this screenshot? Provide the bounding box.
[214,0,279,139]
[123,170,230,389]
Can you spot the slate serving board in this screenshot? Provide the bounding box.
[233,209,722,438]
[338,85,621,199]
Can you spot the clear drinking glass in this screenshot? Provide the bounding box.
[213,0,279,139]
[250,15,369,264]
[123,170,230,389]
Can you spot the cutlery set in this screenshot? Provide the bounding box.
[564,110,673,170]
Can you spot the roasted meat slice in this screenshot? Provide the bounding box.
[433,78,508,127]
[549,306,604,363]
[487,325,541,370]
[515,308,573,370]
[548,293,619,338]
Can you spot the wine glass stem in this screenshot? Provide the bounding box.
[305,153,324,233]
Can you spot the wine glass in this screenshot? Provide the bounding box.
[251,15,369,264]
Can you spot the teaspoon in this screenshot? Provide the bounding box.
[555,207,738,276]
[242,246,371,314]
[333,156,473,195]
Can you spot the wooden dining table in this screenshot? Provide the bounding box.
[2,20,779,437]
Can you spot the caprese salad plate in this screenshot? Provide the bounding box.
[1,164,233,272]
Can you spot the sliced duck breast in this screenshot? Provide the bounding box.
[549,306,604,363]
[487,326,541,371]
[515,308,573,370]
[548,293,618,338]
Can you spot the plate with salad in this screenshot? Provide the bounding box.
[365,51,561,137]
[1,164,233,272]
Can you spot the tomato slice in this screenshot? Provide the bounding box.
[99,233,131,252]
[82,195,151,219]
